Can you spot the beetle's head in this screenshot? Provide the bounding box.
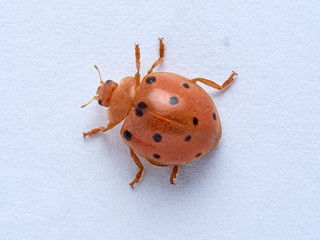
[81,65,118,108]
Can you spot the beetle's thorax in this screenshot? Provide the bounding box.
[107,77,137,125]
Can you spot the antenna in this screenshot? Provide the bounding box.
[94,65,104,84]
[81,96,97,108]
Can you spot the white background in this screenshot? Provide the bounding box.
[1,1,319,239]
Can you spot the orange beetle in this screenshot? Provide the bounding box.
[82,39,237,187]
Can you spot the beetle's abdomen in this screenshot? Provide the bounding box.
[120,72,221,165]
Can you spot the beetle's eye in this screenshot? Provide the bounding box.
[105,80,112,83]
[98,99,102,105]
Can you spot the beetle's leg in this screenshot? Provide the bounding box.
[129,148,144,188]
[83,122,116,138]
[148,38,165,74]
[191,71,238,90]
[134,44,140,91]
[170,165,179,184]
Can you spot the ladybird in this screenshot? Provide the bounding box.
[82,39,237,187]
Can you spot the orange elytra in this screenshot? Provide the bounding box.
[82,39,238,187]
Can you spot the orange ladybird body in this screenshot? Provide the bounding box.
[121,72,221,165]
[82,39,237,187]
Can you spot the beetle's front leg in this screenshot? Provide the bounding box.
[83,122,115,138]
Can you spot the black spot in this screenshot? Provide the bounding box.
[98,100,102,105]
[135,108,143,117]
[123,130,132,140]
[138,102,147,109]
[196,153,202,157]
[153,133,162,142]
[212,112,216,120]
[184,135,191,141]
[153,154,160,159]
[105,80,112,83]
[169,96,179,105]
[183,83,190,89]
[146,76,156,84]
[193,117,198,125]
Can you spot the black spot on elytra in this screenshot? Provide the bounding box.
[105,80,112,83]
[183,83,190,89]
[195,153,202,157]
[135,108,143,117]
[123,130,132,140]
[185,135,191,141]
[138,102,147,109]
[153,154,160,159]
[153,133,162,142]
[169,96,179,105]
[193,117,198,125]
[212,112,216,120]
[146,76,156,84]
[98,100,102,105]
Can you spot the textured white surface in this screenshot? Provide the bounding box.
[1,1,320,239]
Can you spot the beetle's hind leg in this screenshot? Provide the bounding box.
[148,38,165,74]
[129,148,144,188]
[170,165,179,184]
[191,71,238,90]
[83,122,116,138]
